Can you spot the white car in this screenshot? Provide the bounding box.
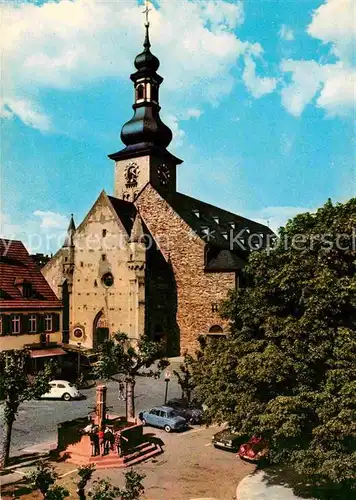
[41,380,82,401]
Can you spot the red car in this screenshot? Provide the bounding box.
[238,436,268,462]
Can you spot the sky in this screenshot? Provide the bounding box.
[1,0,355,254]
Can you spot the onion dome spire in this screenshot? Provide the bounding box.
[119,3,173,150]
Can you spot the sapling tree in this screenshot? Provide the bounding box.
[94,332,168,419]
[0,349,52,467]
[173,353,195,402]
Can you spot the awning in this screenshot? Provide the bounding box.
[30,348,67,359]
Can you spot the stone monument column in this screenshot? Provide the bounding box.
[96,384,107,431]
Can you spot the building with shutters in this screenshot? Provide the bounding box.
[0,239,64,368]
[42,20,274,356]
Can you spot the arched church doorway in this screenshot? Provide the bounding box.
[93,311,109,348]
[153,324,166,344]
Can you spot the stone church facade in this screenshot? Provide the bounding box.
[42,22,273,355]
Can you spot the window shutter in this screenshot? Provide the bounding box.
[37,314,44,333]
[52,313,60,332]
[2,315,10,335]
[20,314,28,334]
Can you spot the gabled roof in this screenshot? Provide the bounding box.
[107,196,137,235]
[0,239,62,310]
[165,191,274,251]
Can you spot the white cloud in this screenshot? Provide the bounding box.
[279,25,295,41]
[281,59,356,117]
[248,206,316,233]
[33,211,69,230]
[316,63,356,116]
[163,114,186,150]
[0,97,52,132]
[243,56,278,98]
[0,0,274,133]
[281,59,324,116]
[185,108,203,119]
[280,0,356,117]
[0,210,68,253]
[307,0,356,61]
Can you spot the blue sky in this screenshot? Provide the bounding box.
[1,0,355,253]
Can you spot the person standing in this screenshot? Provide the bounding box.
[114,430,121,456]
[89,426,99,457]
[98,428,105,456]
[103,426,114,455]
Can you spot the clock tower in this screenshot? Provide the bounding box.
[109,15,182,201]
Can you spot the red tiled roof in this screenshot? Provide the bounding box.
[0,239,62,311]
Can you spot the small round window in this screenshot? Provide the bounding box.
[102,272,114,287]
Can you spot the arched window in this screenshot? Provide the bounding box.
[136,84,145,100]
[208,325,224,334]
[207,325,225,342]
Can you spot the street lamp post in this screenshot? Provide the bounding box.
[77,342,82,381]
[164,371,171,405]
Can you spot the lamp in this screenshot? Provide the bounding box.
[164,371,171,405]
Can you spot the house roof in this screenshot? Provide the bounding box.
[106,190,274,272]
[165,191,274,251]
[0,239,62,310]
[107,196,137,235]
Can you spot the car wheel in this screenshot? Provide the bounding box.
[164,425,172,433]
[141,418,147,426]
[62,393,71,401]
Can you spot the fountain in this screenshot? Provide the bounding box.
[56,384,162,468]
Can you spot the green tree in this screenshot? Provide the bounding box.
[173,353,195,402]
[0,350,52,467]
[26,462,69,499]
[89,470,145,500]
[26,461,57,498]
[192,199,356,496]
[77,464,96,500]
[46,485,70,500]
[94,332,168,419]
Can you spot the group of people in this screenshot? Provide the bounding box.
[83,420,128,457]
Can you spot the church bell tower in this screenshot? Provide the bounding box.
[109,4,182,201]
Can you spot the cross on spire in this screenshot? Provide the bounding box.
[142,0,151,26]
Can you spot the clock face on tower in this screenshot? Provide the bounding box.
[157,163,171,186]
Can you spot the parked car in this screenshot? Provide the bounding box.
[41,380,82,401]
[139,406,188,433]
[238,436,268,462]
[212,428,247,452]
[166,398,204,424]
[80,353,99,369]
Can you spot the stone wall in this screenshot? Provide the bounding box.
[135,184,235,354]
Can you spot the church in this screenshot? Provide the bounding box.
[42,19,273,356]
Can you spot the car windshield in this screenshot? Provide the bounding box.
[67,383,74,387]
[168,411,180,418]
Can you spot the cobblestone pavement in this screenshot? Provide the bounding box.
[0,364,182,455]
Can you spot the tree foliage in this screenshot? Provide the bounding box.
[192,199,356,495]
[88,470,145,500]
[0,350,52,467]
[94,332,168,418]
[26,461,59,498]
[173,353,195,402]
[77,464,96,500]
